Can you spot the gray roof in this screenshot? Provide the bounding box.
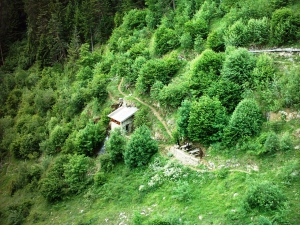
[107,106,138,123]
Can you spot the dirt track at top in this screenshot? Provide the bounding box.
[118,77,173,139]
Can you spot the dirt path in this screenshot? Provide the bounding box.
[249,48,300,53]
[118,78,173,138]
[107,90,118,103]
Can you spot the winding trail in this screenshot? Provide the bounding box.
[118,77,173,139]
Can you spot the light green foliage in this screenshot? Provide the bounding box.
[34,88,55,115]
[105,128,126,163]
[177,99,192,139]
[279,132,293,151]
[188,96,227,146]
[245,181,286,211]
[137,54,182,93]
[153,26,180,56]
[45,125,69,155]
[224,20,247,47]
[224,99,263,145]
[99,153,114,172]
[124,125,158,168]
[180,32,193,49]
[281,68,300,108]
[191,49,224,96]
[206,28,225,52]
[123,9,147,30]
[93,171,106,186]
[63,154,90,193]
[158,79,190,108]
[271,7,300,45]
[221,48,256,88]
[245,17,270,46]
[134,106,151,128]
[150,80,164,100]
[185,18,208,41]
[207,79,242,113]
[263,132,280,154]
[40,155,68,202]
[252,53,275,86]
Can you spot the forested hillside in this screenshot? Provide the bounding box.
[1,0,300,224]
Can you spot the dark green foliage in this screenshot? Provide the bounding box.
[99,154,114,172]
[177,100,192,139]
[105,128,126,163]
[8,201,32,225]
[75,122,106,156]
[153,26,180,56]
[271,8,300,45]
[263,132,280,154]
[150,81,164,100]
[124,125,158,168]
[63,154,90,193]
[224,99,263,145]
[245,181,286,211]
[255,216,272,225]
[180,33,193,49]
[188,96,227,146]
[221,48,256,88]
[207,79,242,113]
[40,155,68,202]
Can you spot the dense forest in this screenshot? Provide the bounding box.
[1,0,300,224]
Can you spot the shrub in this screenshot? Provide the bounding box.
[206,28,225,52]
[263,132,280,154]
[176,99,192,139]
[221,48,256,88]
[224,20,247,47]
[245,17,270,46]
[123,9,147,30]
[8,201,33,225]
[134,106,151,128]
[184,18,208,40]
[207,79,243,113]
[252,53,275,86]
[153,26,180,56]
[124,125,158,168]
[245,181,286,211]
[224,99,263,145]
[99,154,114,172]
[279,132,293,151]
[271,8,300,45]
[281,68,300,109]
[105,128,126,163]
[94,171,106,186]
[180,32,193,49]
[188,96,228,146]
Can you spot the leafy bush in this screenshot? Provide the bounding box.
[245,17,270,46]
[40,155,68,202]
[8,201,32,225]
[279,132,293,151]
[188,96,228,146]
[281,68,300,108]
[63,154,90,193]
[271,8,300,45]
[153,26,180,56]
[94,171,106,186]
[124,125,158,168]
[75,122,105,156]
[263,132,280,154]
[105,128,126,163]
[123,9,147,30]
[134,106,151,128]
[224,99,263,145]
[176,99,192,139]
[99,153,114,172]
[180,32,193,49]
[252,53,275,86]
[184,18,208,40]
[245,181,286,211]
[207,79,242,113]
[206,28,225,52]
[224,20,247,47]
[221,48,256,88]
